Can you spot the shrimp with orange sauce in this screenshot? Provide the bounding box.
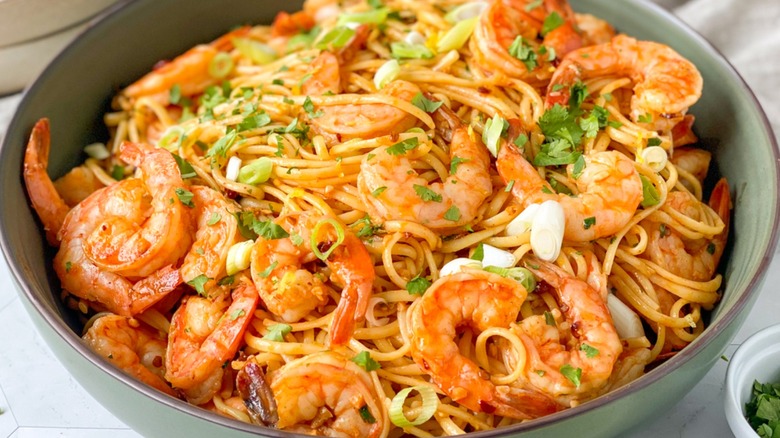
[165,281,259,404]
[410,270,562,419]
[23,124,188,316]
[83,314,177,397]
[645,178,730,282]
[121,26,251,105]
[497,133,643,241]
[358,100,492,230]
[471,0,580,83]
[179,186,240,291]
[82,142,195,278]
[545,34,703,131]
[514,258,622,401]
[261,351,385,437]
[250,211,375,346]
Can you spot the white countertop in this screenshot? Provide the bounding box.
[1,1,779,436]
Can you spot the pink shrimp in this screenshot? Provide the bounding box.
[165,280,259,404]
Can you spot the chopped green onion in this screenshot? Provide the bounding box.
[232,38,277,65]
[337,8,389,26]
[158,126,186,152]
[445,2,488,23]
[84,142,110,160]
[389,385,439,427]
[483,113,506,157]
[483,266,536,291]
[226,240,254,275]
[208,52,234,79]
[226,156,242,181]
[374,59,400,90]
[238,157,274,185]
[436,16,478,52]
[530,200,565,262]
[311,218,346,261]
[391,42,434,59]
[315,26,356,50]
[640,146,668,173]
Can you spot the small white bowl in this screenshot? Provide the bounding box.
[725,323,780,437]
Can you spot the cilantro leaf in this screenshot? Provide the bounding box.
[541,11,565,36]
[351,351,381,371]
[263,323,292,342]
[413,185,442,202]
[444,205,461,221]
[508,36,537,71]
[237,112,271,132]
[471,243,484,261]
[450,156,469,174]
[187,274,210,296]
[560,364,582,387]
[359,405,377,424]
[175,188,195,207]
[406,276,431,295]
[580,343,599,358]
[411,93,443,113]
[386,137,419,155]
[172,154,196,179]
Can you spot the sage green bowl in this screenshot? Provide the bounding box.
[0,0,777,437]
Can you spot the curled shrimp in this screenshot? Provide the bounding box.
[82,143,195,278]
[179,186,240,290]
[410,270,561,419]
[23,118,70,246]
[498,138,643,241]
[645,179,730,282]
[516,258,622,400]
[250,211,375,345]
[310,80,421,143]
[471,0,579,83]
[545,35,703,131]
[266,351,384,437]
[358,101,492,230]
[165,281,259,404]
[83,314,177,397]
[121,26,251,105]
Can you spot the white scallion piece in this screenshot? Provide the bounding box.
[404,30,427,45]
[607,294,644,339]
[530,200,565,262]
[483,114,505,157]
[225,156,242,182]
[226,240,255,275]
[445,2,488,23]
[505,203,541,236]
[436,16,478,52]
[374,59,400,90]
[83,142,110,160]
[480,244,516,269]
[640,145,668,172]
[440,257,482,277]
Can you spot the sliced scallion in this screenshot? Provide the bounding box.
[225,156,242,182]
[311,218,346,261]
[337,8,389,27]
[445,2,488,23]
[208,52,234,79]
[238,157,274,185]
[483,113,506,157]
[231,38,277,65]
[640,145,668,173]
[374,59,400,90]
[389,385,438,427]
[436,16,478,52]
[315,26,356,50]
[226,240,254,275]
[391,42,434,59]
[83,143,110,160]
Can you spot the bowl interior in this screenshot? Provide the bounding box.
[0,0,778,437]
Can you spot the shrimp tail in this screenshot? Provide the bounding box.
[23,118,70,246]
[493,386,563,419]
[709,178,731,232]
[126,264,183,316]
[328,279,372,346]
[237,362,279,426]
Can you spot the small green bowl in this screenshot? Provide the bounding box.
[0,0,777,437]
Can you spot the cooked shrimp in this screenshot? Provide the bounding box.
[310,79,421,143]
[410,270,562,419]
[498,141,643,241]
[251,211,375,345]
[23,118,71,246]
[82,142,195,278]
[574,13,616,46]
[179,186,240,290]
[516,258,622,400]
[472,0,583,83]
[121,26,251,104]
[545,34,703,131]
[83,314,177,397]
[165,281,259,404]
[54,177,182,316]
[267,351,384,437]
[671,114,698,147]
[271,10,316,37]
[358,101,492,230]
[645,179,730,282]
[671,146,711,184]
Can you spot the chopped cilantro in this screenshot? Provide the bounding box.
[207,212,221,226]
[647,137,662,147]
[111,164,125,181]
[580,343,599,358]
[187,274,210,296]
[544,311,556,327]
[175,188,195,207]
[303,96,323,118]
[65,261,72,273]
[258,261,278,278]
[406,275,431,295]
[217,275,234,286]
[707,242,716,255]
[572,155,586,179]
[443,205,461,221]
[351,351,381,371]
[413,185,442,202]
[206,130,238,158]
[172,154,196,179]
[638,113,653,124]
[386,137,419,155]
[583,217,596,230]
[508,36,537,71]
[450,156,469,174]
[560,364,582,387]
[411,93,443,113]
[169,84,182,105]
[471,243,485,261]
[237,112,271,132]
[514,133,528,148]
[229,309,246,321]
[263,323,292,342]
[640,175,661,208]
[359,405,377,424]
[371,186,388,197]
[354,215,383,238]
[541,11,565,36]
[746,380,780,436]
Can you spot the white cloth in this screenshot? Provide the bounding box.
[657,0,780,141]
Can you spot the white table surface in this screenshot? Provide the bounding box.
[1,1,779,436]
